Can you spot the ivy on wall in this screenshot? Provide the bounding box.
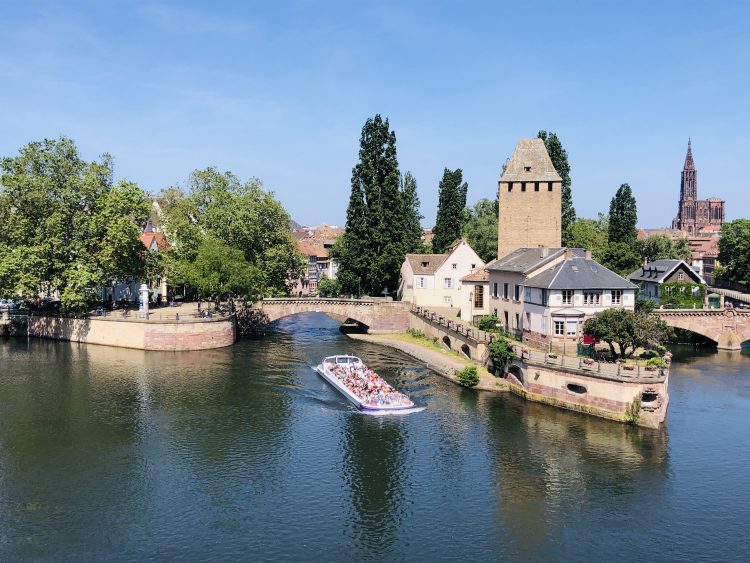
[659,283,705,308]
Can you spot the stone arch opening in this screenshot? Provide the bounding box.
[442,335,452,350]
[461,343,471,359]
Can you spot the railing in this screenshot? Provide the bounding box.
[262,297,376,305]
[411,305,668,383]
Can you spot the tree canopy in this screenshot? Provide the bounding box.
[718,219,750,286]
[583,308,673,359]
[568,214,609,261]
[334,115,418,296]
[0,137,150,312]
[608,183,638,244]
[538,131,576,246]
[432,168,468,254]
[462,198,498,262]
[639,234,692,264]
[160,167,303,299]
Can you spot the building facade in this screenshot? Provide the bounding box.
[628,259,705,305]
[498,139,562,258]
[398,240,484,317]
[671,140,725,234]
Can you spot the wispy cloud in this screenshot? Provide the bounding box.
[138,3,254,35]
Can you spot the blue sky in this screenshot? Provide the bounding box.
[1,1,748,228]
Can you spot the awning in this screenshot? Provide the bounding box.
[551,308,585,317]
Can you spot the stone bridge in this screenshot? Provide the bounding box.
[258,298,410,333]
[653,308,750,350]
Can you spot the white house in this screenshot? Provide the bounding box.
[398,240,484,318]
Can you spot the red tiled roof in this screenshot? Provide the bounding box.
[140,231,171,251]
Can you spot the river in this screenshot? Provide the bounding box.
[1,313,749,561]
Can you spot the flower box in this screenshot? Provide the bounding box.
[622,365,635,371]
[645,366,658,372]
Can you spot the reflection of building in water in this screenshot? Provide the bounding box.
[479,392,667,550]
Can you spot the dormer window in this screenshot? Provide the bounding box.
[452,263,457,269]
[421,261,429,268]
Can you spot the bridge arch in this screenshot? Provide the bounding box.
[654,310,750,351]
[461,343,471,359]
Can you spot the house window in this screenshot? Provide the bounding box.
[567,321,577,336]
[417,277,426,289]
[443,296,452,305]
[492,282,499,298]
[554,321,565,335]
[611,290,622,304]
[503,283,509,299]
[444,277,453,289]
[514,285,521,301]
[474,286,484,308]
[583,292,601,305]
[677,272,684,280]
[452,263,457,270]
[525,287,532,302]
[562,290,573,305]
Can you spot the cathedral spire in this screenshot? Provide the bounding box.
[684,138,695,171]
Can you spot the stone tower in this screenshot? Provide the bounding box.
[497,139,562,258]
[672,139,726,234]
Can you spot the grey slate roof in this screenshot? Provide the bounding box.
[499,138,562,183]
[628,259,705,284]
[486,247,584,274]
[406,253,448,275]
[526,257,637,290]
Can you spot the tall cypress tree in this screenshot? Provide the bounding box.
[335,115,405,296]
[608,183,638,244]
[400,171,423,253]
[538,131,576,246]
[432,168,468,254]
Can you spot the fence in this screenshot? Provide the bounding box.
[411,305,668,383]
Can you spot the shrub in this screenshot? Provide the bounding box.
[457,365,479,387]
[646,357,667,369]
[488,337,516,375]
[477,314,500,332]
[407,328,427,339]
[626,397,642,425]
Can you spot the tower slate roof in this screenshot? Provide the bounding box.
[500,138,562,183]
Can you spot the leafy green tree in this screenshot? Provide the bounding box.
[432,168,468,254]
[583,308,673,359]
[538,131,576,245]
[601,241,641,277]
[0,137,150,312]
[718,219,750,286]
[160,168,304,298]
[317,275,341,297]
[639,234,692,263]
[568,214,609,260]
[178,237,262,302]
[335,115,407,297]
[608,183,638,244]
[488,336,516,375]
[463,198,498,262]
[401,171,424,254]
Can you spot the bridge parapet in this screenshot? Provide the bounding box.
[652,308,750,350]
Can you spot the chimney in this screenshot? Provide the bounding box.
[540,246,549,258]
[564,248,575,260]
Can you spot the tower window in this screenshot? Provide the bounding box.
[534,183,539,192]
[508,183,513,192]
[524,166,531,172]
[521,183,526,192]
[548,183,553,192]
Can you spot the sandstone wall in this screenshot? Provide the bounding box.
[27,316,236,351]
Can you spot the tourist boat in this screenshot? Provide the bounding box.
[314,355,417,412]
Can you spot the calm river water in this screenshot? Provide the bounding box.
[1,313,749,561]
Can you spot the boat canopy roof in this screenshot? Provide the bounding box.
[324,355,362,364]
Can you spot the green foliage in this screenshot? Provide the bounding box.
[568,214,609,260]
[160,167,303,299]
[646,357,667,368]
[432,168,468,254]
[477,314,500,332]
[639,234,692,263]
[718,219,750,286]
[407,328,426,339]
[488,337,516,375]
[625,397,642,425]
[177,237,261,301]
[583,308,674,359]
[334,115,410,297]
[601,241,641,277]
[659,282,705,309]
[457,365,479,387]
[0,137,150,312]
[463,198,498,262]
[608,183,638,245]
[538,131,576,246]
[401,171,424,254]
[317,275,341,298]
